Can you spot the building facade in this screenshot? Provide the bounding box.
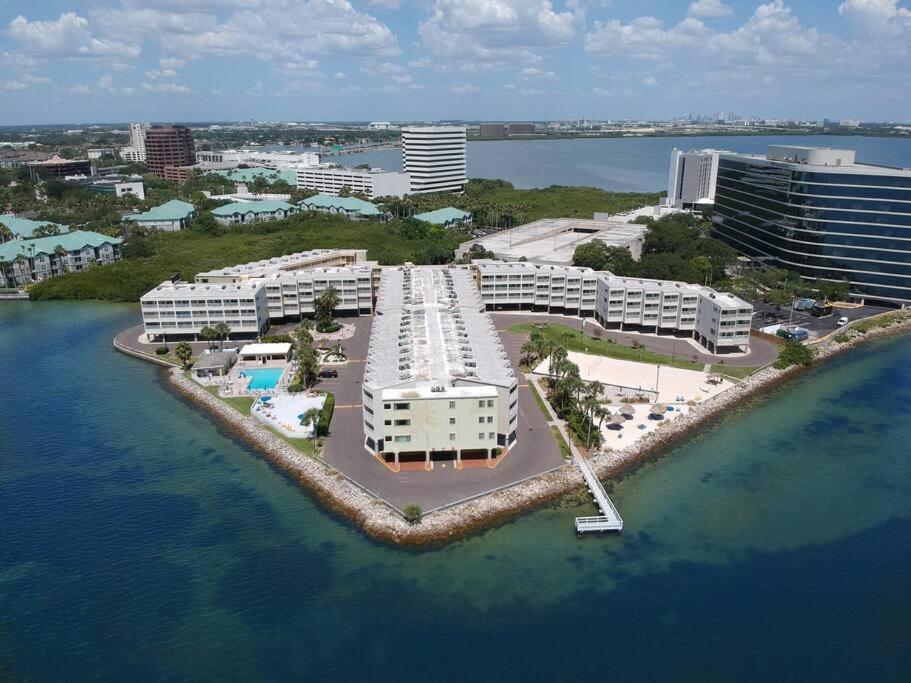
[124,199,196,232]
[400,126,467,194]
[712,145,911,305]
[120,123,149,162]
[211,201,298,225]
[0,231,122,287]
[296,166,410,199]
[362,267,518,464]
[473,261,752,352]
[665,148,722,208]
[145,126,196,178]
[27,155,93,180]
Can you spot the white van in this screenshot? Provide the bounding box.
[836,316,849,327]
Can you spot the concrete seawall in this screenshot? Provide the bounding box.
[117,310,911,546]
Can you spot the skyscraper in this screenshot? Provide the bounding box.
[144,125,196,178]
[400,126,467,194]
[120,122,149,162]
[712,145,911,305]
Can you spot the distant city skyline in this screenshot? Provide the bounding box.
[1,0,910,125]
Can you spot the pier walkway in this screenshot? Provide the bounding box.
[573,452,623,533]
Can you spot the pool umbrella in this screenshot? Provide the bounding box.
[649,404,667,418]
[609,414,626,429]
[619,405,635,418]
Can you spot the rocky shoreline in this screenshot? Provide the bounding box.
[155,310,911,547]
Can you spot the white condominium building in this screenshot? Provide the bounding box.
[400,126,467,194]
[120,122,149,162]
[140,249,374,341]
[664,148,723,208]
[195,149,320,169]
[473,261,753,352]
[362,267,518,465]
[296,165,411,198]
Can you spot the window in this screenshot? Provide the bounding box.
[449,417,456,425]
[384,436,392,442]
[384,419,391,426]
[394,419,410,426]
[478,417,485,424]
[487,400,494,407]
[449,433,456,441]
[486,416,493,423]
[478,432,485,440]
[449,401,456,409]
[384,403,391,409]
[393,402,410,411]
[393,435,411,443]
[478,400,485,408]
[488,432,495,440]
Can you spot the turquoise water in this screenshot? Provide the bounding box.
[321,134,911,191]
[240,367,283,390]
[1,301,910,681]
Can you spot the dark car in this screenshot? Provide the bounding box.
[318,368,338,379]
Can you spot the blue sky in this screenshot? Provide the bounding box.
[1,0,909,125]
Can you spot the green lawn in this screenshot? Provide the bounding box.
[550,425,572,461]
[527,380,551,417]
[710,364,758,380]
[201,383,256,414]
[509,322,707,371]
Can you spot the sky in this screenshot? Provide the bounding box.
[1,0,910,125]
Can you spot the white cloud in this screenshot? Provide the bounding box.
[688,0,734,18]
[586,16,710,60]
[141,81,192,94]
[159,57,186,70]
[419,0,581,67]
[450,82,480,93]
[838,0,911,35]
[504,82,543,95]
[520,67,557,80]
[8,12,141,59]
[333,71,347,79]
[2,80,30,92]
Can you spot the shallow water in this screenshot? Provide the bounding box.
[1,301,909,681]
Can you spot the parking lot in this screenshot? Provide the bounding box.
[747,299,892,336]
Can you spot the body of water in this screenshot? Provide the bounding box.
[1,301,910,680]
[313,135,911,192]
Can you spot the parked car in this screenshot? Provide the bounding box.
[318,368,338,378]
[836,316,849,327]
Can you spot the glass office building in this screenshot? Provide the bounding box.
[712,145,911,305]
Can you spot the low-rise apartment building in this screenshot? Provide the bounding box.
[473,260,752,352]
[211,201,298,225]
[0,230,122,287]
[296,165,410,198]
[124,199,196,232]
[362,267,518,465]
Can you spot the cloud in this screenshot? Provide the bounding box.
[520,67,557,80]
[419,0,581,67]
[8,12,141,59]
[2,80,30,92]
[838,0,911,35]
[586,16,710,60]
[688,0,734,18]
[141,81,192,94]
[450,82,480,93]
[504,82,543,95]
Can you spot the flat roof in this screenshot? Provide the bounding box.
[720,151,911,177]
[195,249,367,281]
[239,343,291,356]
[192,351,236,370]
[364,267,515,394]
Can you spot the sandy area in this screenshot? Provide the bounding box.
[252,394,326,438]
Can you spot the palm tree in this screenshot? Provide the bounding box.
[302,407,323,450]
[175,341,193,368]
[53,245,68,274]
[200,325,217,350]
[314,285,340,332]
[213,322,231,350]
[548,345,568,380]
[0,223,13,243]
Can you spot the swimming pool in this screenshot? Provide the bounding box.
[240,368,284,390]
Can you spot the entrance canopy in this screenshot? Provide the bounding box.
[239,343,291,360]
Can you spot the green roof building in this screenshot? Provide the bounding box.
[124,199,197,232]
[214,167,298,186]
[298,194,383,220]
[0,215,70,240]
[211,201,298,225]
[0,230,122,288]
[413,207,472,227]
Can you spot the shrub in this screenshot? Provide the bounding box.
[403,504,422,524]
[317,392,335,436]
[316,322,341,334]
[155,346,169,355]
[287,382,303,393]
[833,333,850,344]
[774,340,815,369]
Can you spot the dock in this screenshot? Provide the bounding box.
[574,453,623,533]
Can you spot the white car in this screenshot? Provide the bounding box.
[836,316,849,327]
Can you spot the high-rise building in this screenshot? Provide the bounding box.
[479,123,507,139]
[400,126,467,194]
[713,145,911,305]
[664,148,723,208]
[145,125,196,178]
[507,122,536,136]
[120,123,149,162]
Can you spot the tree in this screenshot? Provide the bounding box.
[774,340,815,369]
[302,407,323,449]
[175,341,193,368]
[213,322,231,350]
[200,325,218,350]
[403,503,422,524]
[0,223,12,243]
[314,286,340,332]
[692,255,713,286]
[338,185,351,197]
[32,223,61,238]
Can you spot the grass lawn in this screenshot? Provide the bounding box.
[527,380,551,417]
[509,322,707,371]
[550,425,572,461]
[710,364,758,380]
[265,426,318,457]
[200,383,256,414]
